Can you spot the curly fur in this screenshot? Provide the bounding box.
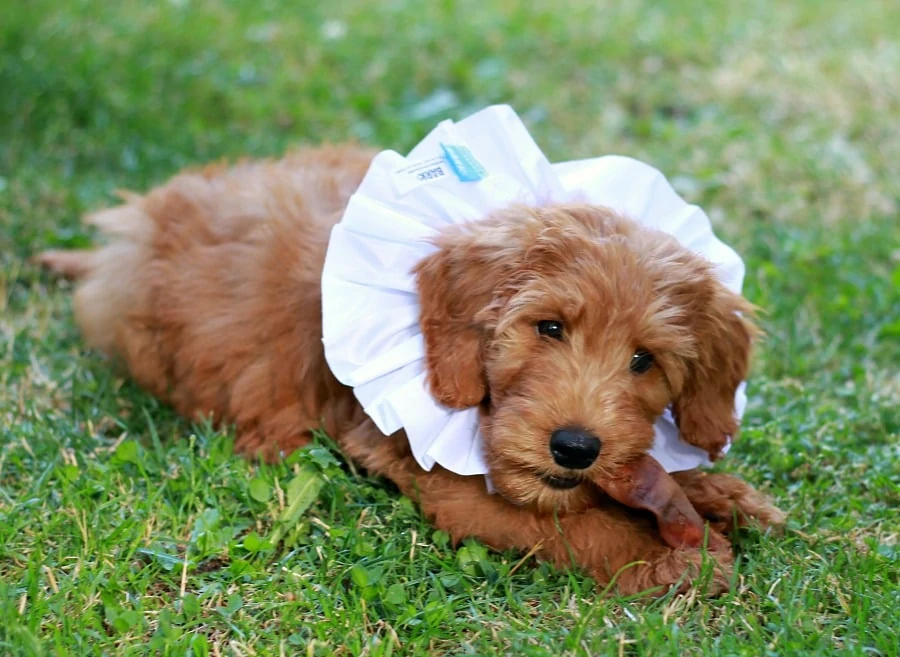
[38,145,784,596]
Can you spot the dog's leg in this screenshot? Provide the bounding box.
[672,470,786,535]
[233,424,314,462]
[232,395,367,462]
[421,479,733,597]
[340,422,733,597]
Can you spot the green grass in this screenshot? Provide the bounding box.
[1,0,898,654]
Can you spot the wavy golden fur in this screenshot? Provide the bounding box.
[39,145,783,596]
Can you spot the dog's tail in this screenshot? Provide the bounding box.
[35,191,162,370]
[34,248,96,280]
[36,189,150,276]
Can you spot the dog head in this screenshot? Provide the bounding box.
[414,204,755,513]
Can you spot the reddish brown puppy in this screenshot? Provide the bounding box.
[39,145,784,596]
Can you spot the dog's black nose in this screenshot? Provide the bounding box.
[549,428,601,470]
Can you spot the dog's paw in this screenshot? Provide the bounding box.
[673,470,786,535]
[609,543,733,597]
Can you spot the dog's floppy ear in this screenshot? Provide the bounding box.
[671,282,757,460]
[640,231,758,460]
[414,224,520,409]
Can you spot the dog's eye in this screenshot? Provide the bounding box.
[630,350,654,374]
[537,320,564,341]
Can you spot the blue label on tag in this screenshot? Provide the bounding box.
[440,143,487,182]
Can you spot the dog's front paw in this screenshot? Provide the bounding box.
[609,542,733,597]
[672,470,786,535]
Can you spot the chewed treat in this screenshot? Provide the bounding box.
[593,455,728,551]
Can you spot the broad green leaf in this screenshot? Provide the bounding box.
[248,477,272,503]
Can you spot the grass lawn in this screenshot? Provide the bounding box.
[1,0,898,654]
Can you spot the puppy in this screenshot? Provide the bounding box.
[39,145,784,596]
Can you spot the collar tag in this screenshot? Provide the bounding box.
[440,143,487,182]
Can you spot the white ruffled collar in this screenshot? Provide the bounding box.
[321,105,746,478]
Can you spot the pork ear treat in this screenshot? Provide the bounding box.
[593,455,726,551]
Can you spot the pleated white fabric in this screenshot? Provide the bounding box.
[321,105,746,478]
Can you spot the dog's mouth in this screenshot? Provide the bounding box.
[541,474,582,490]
